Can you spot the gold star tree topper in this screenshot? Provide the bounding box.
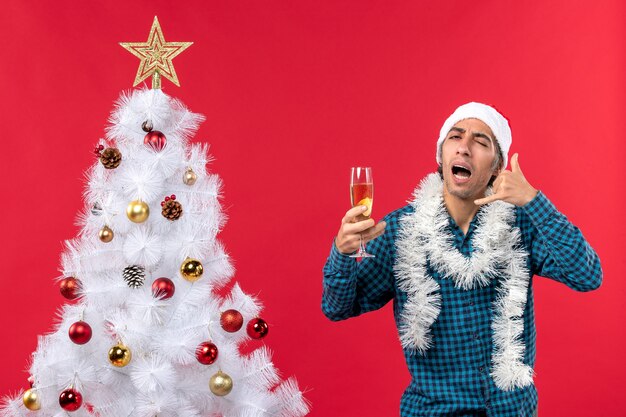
[120,16,192,89]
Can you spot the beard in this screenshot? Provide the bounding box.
[441,167,492,201]
[444,176,477,199]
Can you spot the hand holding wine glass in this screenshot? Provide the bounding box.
[334,167,387,257]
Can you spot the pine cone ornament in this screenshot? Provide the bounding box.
[91,202,103,216]
[161,195,183,221]
[123,265,146,288]
[100,147,122,169]
[142,120,153,132]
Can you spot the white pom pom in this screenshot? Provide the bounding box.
[155,329,199,366]
[138,141,185,179]
[123,227,163,267]
[130,355,177,393]
[118,164,166,204]
[126,288,170,327]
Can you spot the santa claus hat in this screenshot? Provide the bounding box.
[436,102,512,169]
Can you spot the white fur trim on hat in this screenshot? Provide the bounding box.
[436,102,512,169]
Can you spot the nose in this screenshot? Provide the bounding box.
[455,135,471,157]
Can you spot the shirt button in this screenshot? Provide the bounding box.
[473,332,479,340]
[479,366,484,372]
[469,301,475,306]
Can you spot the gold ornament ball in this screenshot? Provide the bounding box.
[99,225,114,243]
[126,200,150,223]
[23,388,41,411]
[180,258,204,282]
[209,371,233,396]
[108,343,132,367]
[183,167,197,185]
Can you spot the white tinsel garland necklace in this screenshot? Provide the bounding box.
[394,173,534,391]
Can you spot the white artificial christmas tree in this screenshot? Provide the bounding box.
[1,17,309,417]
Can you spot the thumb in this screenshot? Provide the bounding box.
[511,153,523,174]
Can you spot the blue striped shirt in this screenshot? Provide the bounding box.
[322,191,602,417]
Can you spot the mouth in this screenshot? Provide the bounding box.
[451,163,472,181]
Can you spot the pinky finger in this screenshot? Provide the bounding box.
[474,194,500,206]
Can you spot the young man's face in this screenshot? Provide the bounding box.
[441,118,501,201]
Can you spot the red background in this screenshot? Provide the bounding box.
[1,1,624,416]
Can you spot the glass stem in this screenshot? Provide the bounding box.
[359,233,366,255]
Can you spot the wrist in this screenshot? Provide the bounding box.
[520,187,538,206]
[334,236,356,255]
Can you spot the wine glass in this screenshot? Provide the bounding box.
[350,167,375,258]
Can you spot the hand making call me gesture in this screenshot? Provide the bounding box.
[335,153,537,255]
[473,153,538,207]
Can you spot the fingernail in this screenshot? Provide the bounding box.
[362,205,367,210]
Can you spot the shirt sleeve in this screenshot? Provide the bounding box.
[321,215,396,321]
[521,191,603,292]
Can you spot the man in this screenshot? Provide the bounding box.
[321,102,602,417]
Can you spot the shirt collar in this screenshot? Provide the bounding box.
[447,205,485,241]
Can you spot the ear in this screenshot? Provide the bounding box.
[492,159,503,177]
[494,166,502,176]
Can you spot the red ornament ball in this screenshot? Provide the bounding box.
[59,388,83,411]
[68,321,92,345]
[151,277,175,300]
[246,318,269,339]
[60,277,81,300]
[196,341,219,365]
[220,309,244,333]
[143,130,167,151]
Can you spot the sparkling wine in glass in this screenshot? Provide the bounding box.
[350,167,375,258]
